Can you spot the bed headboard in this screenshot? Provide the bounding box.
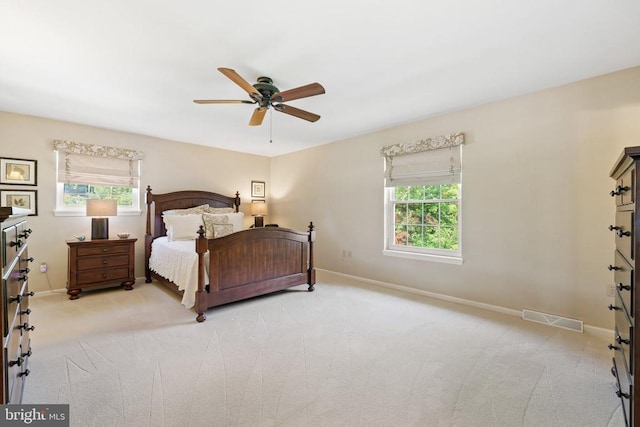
[145,185,240,239]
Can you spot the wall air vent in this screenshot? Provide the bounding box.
[522,309,583,333]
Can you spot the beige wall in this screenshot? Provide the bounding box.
[3,66,639,329]
[271,66,640,329]
[0,111,270,295]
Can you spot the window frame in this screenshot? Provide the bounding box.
[53,147,142,216]
[54,182,141,217]
[383,183,463,265]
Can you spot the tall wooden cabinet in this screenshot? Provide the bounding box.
[0,207,34,403]
[609,146,640,426]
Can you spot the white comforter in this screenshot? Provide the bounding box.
[149,237,209,308]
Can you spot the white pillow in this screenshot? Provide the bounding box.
[163,214,203,241]
[205,207,236,214]
[224,212,244,232]
[163,204,209,216]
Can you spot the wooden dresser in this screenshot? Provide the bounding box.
[609,146,640,426]
[66,238,136,299]
[0,207,34,403]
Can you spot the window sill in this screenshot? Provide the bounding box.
[55,210,141,217]
[383,249,463,265]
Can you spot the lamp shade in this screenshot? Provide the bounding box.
[251,201,268,216]
[86,199,117,217]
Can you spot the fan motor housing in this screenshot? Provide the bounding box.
[253,76,279,98]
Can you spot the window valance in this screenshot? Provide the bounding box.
[381,132,464,187]
[53,140,143,188]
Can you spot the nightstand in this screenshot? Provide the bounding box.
[66,238,136,300]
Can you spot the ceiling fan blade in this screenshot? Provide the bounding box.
[271,83,325,103]
[273,104,321,122]
[218,67,260,97]
[249,107,267,126]
[194,99,255,104]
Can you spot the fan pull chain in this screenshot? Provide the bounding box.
[269,108,273,143]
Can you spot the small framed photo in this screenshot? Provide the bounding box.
[0,157,37,186]
[251,180,265,198]
[0,189,38,216]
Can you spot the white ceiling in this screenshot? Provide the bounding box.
[1,1,640,157]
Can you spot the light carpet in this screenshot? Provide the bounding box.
[24,272,625,426]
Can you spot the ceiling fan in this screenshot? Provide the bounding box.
[194,67,325,126]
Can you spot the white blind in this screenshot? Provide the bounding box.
[54,140,143,188]
[381,133,464,187]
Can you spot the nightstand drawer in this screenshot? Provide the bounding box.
[76,267,130,285]
[77,254,129,271]
[77,243,130,257]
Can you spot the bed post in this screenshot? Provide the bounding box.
[234,191,241,212]
[307,221,316,291]
[195,225,208,322]
[145,186,153,283]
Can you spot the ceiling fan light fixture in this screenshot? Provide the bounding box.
[194,67,325,126]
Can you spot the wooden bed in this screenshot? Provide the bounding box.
[144,186,316,322]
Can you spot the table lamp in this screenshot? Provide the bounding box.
[86,199,117,239]
[251,201,268,227]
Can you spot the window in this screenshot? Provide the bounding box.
[53,140,143,216]
[382,133,464,264]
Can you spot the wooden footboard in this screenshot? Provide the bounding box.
[194,223,316,322]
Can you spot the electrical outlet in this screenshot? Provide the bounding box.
[40,263,47,273]
[607,283,616,297]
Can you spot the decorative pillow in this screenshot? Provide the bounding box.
[163,214,203,241]
[212,224,234,238]
[202,212,245,238]
[205,207,236,214]
[163,204,209,216]
[202,213,228,238]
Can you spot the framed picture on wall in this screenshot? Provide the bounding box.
[0,157,37,186]
[0,189,38,215]
[251,180,265,198]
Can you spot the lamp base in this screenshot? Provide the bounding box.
[254,216,264,228]
[91,218,109,240]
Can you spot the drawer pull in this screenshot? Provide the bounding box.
[18,275,27,282]
[102,259,108,265]
[18,369,29,378]
[23,291,34,298]
[616,388,631,400]
[19,267,30,274]
[9,295,22,304]
[18,323,34,332]
[617,283,631,291]
[26,257,34,263]
[617,229,631,238]
[609,225,621,231]
[611,185,631,196]
[20,308,31,316]
[608,304,620,311]
[608,265,621,271]
[9,240,23,248]
[608,343,620,351]
[102,248,108,252]
[8,357,23,367]
[616,335,630,346]
[21,349,32,358]
[102,274,108,279]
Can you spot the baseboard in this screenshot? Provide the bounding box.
[317,269,613,337]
